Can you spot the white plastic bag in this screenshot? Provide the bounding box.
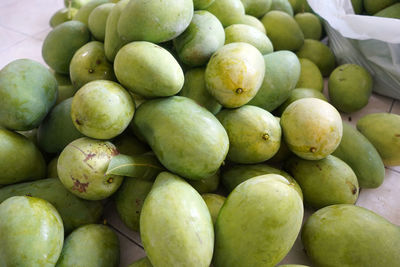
[307,0,400,100]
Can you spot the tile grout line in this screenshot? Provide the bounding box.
[388,167,400,174]
[108,223,144,249]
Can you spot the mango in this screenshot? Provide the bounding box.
[295,58,324,91]
[206,0,245,27]
[140,172,214,267]
[70,41,116,89]
[281,98,343,160]
[364,0,397,15]
[285,155,359,208]
[241,0,272,18]
[38,98,84,154]
[267,134,293,163]
[302,204,400,267]
[88,3,114,41]
[357,113,400,166]
[248,51,301,111]
[279,265,309,267]
[128,257,153,267]
[194,0,216,9]
[114,41,184,98]
[217,105,281,163]
[225,24,273,54]
[291,0,312,13]
[351,0,363,14]
[0,178,103,233]
[47,156,59,178]
[73,0,108,26]
[270,0,294,16]
[262,11,304,51]
[328,64,373,113]
[115,178,153,232]
[276,88,327,116]
[50,7,78,28]
[113,132,149,156]
[296,39,336,77]
[58,137,123,200]
[0,128,45,185]
[118,0,193,43]
[71,80,134,140]
[132,96,229,180]
[42,21,91,74]
[188,171,220,194]
[332,122,385,188]
[56,224,119,267]
[0,196,64,266]
[374,3,400,18]
[64,0,91,9]
[0,59,58,130]
[174,10,225,67]
[179,68,222,114]
[294,12,322,40]
[237,15,266,33]
[214,174,303,267]
[202,193,226,224]
[205,42,265,108]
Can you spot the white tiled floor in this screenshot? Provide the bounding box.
[1,1,400,266]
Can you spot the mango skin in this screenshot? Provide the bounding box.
[115,178,153,232]
[262,11,304,51]
[88,3,114,41]
[188,171,220,194]
[278,265,309,267]
[174,10,225,67]
[270,0,294,16]
[132,96,229,180]
[357,113,400,166]
[238,15,266,33]
[374,3,400,18]
[70,41,116,89]
[56,224,119,267]
[364,0,397,15]
[140,172,214,267]
[58,137,124,200]
[0,128,46,185]
[333,122,385,188]
[0,59,58,130]
[205,42,265,108]
[0,178,103,233]
[295,58,324,91]
[241,0,272,18]
[118,0,193,43]
[294,12,322,40]
[73,0,108,26]
[128,257,153,267]
[194,0,216,9]
[214,174,304,267]
[281,98,343,160]
[50,7,78,28]
[64,0,91,9]
[0,196,64,267]
[114,41,184,98]
[351,0,363,14]
[217,105,281,163]
[285,155,359,209]
[225,24,273,55]
[248,51,301,111]
[276,88,327,116]
[113,132,149,157]
[53,72,77,104]
[302,204,400,267]
[38,97,84,154]
[42,21,91,74]
[47,156,59,178]
[202,193,226,224]
[206,0,245,27]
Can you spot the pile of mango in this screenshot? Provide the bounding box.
[0,0,400,266]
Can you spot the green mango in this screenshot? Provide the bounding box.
[113,132,149,156]
[270,0,294,16]
[267,135,293,163]
[357,113,400,166]
[132,96,229,180]
[42,21,91,74]
[206,0,245,27]
[217,105,281,163]
[117,0,193,43]
[37,98,84,154]
[58,137,124,200]
[275,88,327,116]
[374,3,400,18]
[281,98,343,160]
[225,24,273,55]
[115,177,153,232]
[0,196,64,266]
[179,68,222,114]
[241,0,272,18]
[50,7,78,28]
[302,204,400,267]
[71,80,135,140]
[47,156,59,178]
[202,193,226,224]
[285,155,359,209]
[364,0,397,15]
[73,0,108,26]
[17,128,38,145]
[53,72,77,104]
[294,12,322,40]
[296,39,336,77]
[0,59,58,130]
[69,41,116,89]
[214,174,303,267]
[174,10,225,67]
[351,0,363,14]
[278,265,310,267]
[128,257,153,267]
[0,128,45,185]
[262,11,304,51]
[114,41,184,98]
[56,224,119,267]
[194,0,216,9]
[88,3,114,41]
[104,0,129,62]
[248,51,301,111]
[188,171,220,194]
[295,58,324,91]
[237,15,266,33]
[205,42,265,108]
[292,0,312,13]
[0,178,103,233]
[64,0,91,9]
[140,172,214,267]
[328,64,373,113]
[221,163,302,198]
